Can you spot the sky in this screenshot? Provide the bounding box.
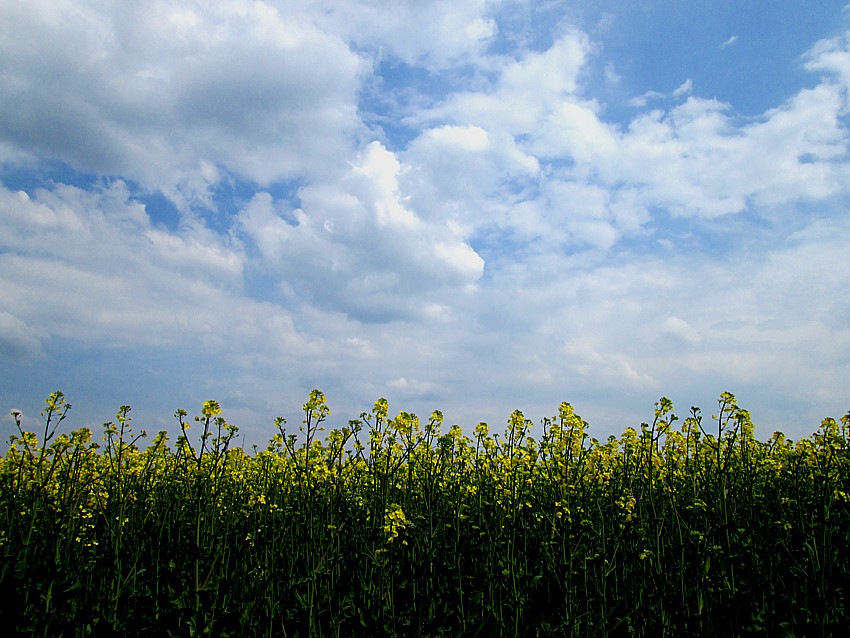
[2,0,850,447]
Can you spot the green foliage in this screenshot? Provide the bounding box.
[2,391,849,636]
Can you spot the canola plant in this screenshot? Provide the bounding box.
[1,390,848,636]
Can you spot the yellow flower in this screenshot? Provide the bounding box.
[383,504,410,544]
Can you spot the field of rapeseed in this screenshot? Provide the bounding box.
[1,390,849,637]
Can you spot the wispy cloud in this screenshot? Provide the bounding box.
[721,34,739,49]
[672,79,693,97]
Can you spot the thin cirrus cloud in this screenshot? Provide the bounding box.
[1,1,849,445]
[720,35,739,49]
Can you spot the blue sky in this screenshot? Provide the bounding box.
[2,0,850,446]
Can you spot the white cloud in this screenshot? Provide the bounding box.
[604,62,621,86]
[0,311,44,360]
[0,182,305,361]
[0,0,367,205]
[720,35,739,49]
[238,141,484,322]
[427,125,491,152]
[539,181,616,248]
[387,376,437,399]
[416,29,592,133]
[661,316,701,345]
[401,125,539,232]
[628,90,666,108]
[531,100,619,161]
[581,85,850,219]
[672,79,693,98]
[310,0,499,68]
[408,26,850,242]
[804,28,850,90]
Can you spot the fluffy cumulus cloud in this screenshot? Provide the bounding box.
[238,141,484,322]
[2,1,850,443]
[0,0,366,204]
[415,28,592,132]
[0,181,295,353]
